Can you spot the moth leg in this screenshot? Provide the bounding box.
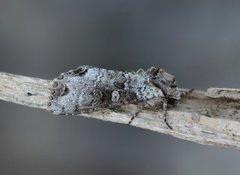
[181,88,194,96]
[163,99,173,130]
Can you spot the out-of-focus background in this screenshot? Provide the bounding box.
[1,0,240,175]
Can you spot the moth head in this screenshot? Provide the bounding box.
[147,67,180,100]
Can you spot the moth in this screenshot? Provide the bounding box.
[47,65,181,115]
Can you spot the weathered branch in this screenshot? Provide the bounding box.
[1,72,240,149]
[0,72,51,109]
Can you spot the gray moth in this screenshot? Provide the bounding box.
[47,65,181,115]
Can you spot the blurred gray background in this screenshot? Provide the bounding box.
[1,0,240,175]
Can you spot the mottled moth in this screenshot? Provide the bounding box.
[47,65,181,115]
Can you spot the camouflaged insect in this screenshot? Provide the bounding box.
[47,65,181,115]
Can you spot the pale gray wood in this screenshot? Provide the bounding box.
[0,72,51,109]
[1,72,240,149]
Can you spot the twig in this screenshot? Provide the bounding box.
[0,72,51,109]
[1,72,240,149]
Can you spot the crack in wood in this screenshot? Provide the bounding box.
[128,109,141,125]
